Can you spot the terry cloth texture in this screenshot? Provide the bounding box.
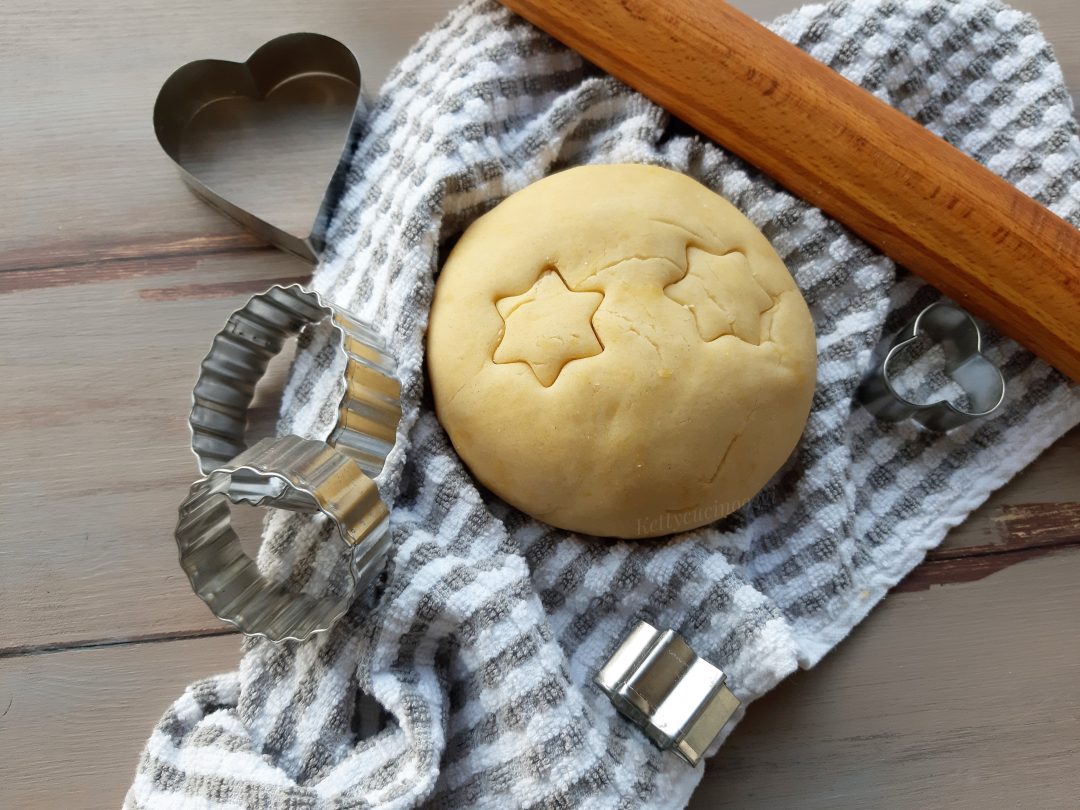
[128,1,1080,807]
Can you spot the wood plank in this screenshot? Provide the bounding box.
[0,0,452,653]
[2,551,1076,810]
[0,0,461,264]
[939,427,1080,551]
[905,498,1080,592]
[694,549,1080,809]
[0,250,309,652]
[0,634,240,810]
[0,0,1071,266]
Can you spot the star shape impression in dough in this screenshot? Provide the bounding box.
[493,269,604,386]
[664,248,774,344]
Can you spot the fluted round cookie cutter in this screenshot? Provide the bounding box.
[176,435,392,642]
[857,301,1006,432]
[190,283,402,476]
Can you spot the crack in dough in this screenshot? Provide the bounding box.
[575,254,682,290]
[603,309,663,359]
[704,399,760,486]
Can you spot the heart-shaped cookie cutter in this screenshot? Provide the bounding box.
[858,301,1006,432]
[153,33,364,263]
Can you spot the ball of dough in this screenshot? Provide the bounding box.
[427,164,816,538]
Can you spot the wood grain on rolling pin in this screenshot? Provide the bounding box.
[498,0,1080,380]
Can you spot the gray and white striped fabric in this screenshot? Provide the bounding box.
[127,1,1080,807]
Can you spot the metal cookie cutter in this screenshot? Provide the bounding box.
[190,284,401,477]
[596,621,741,766]
[154,33,364,263]
[176,435,391,642]
[857,301,1006,432]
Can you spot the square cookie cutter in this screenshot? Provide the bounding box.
[596,620,741,766]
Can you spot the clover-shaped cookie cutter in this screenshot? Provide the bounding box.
[176,435,391,642]
[190,284,401,477]
[857,301,1006,432]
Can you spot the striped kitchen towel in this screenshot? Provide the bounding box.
[127,1,1080,807]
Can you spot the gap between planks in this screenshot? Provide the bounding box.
[0,627,238,661]
[0,235,279,295]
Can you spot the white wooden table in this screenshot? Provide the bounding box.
[1,1,1078,807]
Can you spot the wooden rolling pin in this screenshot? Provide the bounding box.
[498,0,1080,381]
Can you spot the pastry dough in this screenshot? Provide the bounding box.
[427,164,816,538]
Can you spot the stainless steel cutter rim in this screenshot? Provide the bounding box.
[152,32,366,263]
[860,301,1006,431]
[189,283,401,478]
[176,435,392,643]
[595,620,741,766]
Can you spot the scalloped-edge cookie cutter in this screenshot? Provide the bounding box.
[596,620,741,766]
[190,284,401,477]
[857,301,1006,432]
[176,435,391,642]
